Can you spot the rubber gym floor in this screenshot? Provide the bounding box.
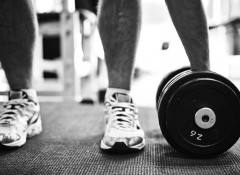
[1,1,240,174]
[0,102,239,174]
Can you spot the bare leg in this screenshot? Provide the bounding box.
[0,0,37,89]
[98,0,142,90]
[0,0,42,148]
[165,0,210,71]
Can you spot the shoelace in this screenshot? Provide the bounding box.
[0,99,31,125]
[105,97,138,130]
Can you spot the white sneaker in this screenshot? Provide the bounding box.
[0,90,42,147]
[100,93,145,153]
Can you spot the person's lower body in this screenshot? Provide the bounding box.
[0,0,42,147]
[98,0,209,153]
[98,0,145,153]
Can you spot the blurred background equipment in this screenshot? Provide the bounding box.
[34,0,104,103]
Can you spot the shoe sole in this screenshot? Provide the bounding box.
[100,138,145,154]
[2,115,43,147]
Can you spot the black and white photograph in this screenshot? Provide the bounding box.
[0,0,240,174]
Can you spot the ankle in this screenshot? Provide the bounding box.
[105,88,131,100]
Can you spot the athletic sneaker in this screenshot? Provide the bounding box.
[100,93,145,153]
[0,90,42,147]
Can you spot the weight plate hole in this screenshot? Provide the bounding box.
[202,115,210,123]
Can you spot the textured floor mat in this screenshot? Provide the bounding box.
[0,102,239,174]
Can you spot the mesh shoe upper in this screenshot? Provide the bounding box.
[101,93,145,150]
[0,90,41,146]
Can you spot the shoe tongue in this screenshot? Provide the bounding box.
[115,93,131,103]
[9,91,27,100]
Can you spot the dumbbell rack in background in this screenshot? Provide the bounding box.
[0,0,83,102]
[0,0,106,103]
[33,0,106,103]
[34,10,82,102]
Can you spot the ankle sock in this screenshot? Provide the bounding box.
[105,88,130,100]
[10,89,38,102]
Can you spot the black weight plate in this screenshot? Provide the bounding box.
[157,67,190,152]
[168,80,240,156]
[156,67,190,106]
[158,70,240,157]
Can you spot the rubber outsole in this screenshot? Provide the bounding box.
[100,140,145,154]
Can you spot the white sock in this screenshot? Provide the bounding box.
[105,88,130,100]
